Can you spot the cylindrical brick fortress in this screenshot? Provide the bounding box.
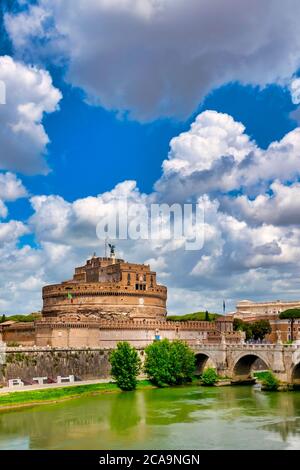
[42,255,167,321]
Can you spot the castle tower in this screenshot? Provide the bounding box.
[42,254,167,321]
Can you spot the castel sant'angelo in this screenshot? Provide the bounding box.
[1,246,240,348]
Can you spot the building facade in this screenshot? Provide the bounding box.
[235,299,300,342]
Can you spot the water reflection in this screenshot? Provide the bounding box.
[0,386,299,449]
[109,392,141,432]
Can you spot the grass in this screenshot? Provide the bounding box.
[0,379,154,410]
[167,311,221,321]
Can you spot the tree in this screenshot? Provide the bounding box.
[279,308,300,342]
[233,318,253,340]
[251,320,272,341]
[201,368,218,386]
[169,340,196,384]
[0,314,6,323]
[109,342,141,391]
[144,339,195,387]
[204,310,210,321]
[233,318,271,341]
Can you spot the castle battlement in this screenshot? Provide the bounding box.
[42,254,167,321]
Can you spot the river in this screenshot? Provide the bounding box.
[0,385,300,450]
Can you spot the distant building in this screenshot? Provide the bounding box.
[235,299,300,342]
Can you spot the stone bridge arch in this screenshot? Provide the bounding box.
[194,353,217,375]
[291,362,300,386]
[232,352,271,379]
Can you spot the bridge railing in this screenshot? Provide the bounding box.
[194,342,300,350]
[194,343,277,350]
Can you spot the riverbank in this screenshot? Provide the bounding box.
[0,379,155,411]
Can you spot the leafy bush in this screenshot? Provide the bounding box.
[261,371,279,391]
[144,339,195,387]
[109,342,141,391]
[201,368,218,386]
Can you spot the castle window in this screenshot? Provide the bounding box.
[127,273,131,285]
[150,276,153,287]
[136,273,139,281]
[143,274,146,282]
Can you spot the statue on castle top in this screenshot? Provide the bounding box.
[108,243,115,256]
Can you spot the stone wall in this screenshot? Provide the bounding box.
[0,347,113,385]
[1,323,35,346]
[0,318,239,349]
[35,319,238,348]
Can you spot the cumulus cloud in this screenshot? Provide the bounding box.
[0,172,27,201]
[221,181,300,226]
[0,220,28,245]
[5,0,300,120]
[290,77,300,105]
[0,55,62,173]
[156,110,300,201]
[0,172,27,219]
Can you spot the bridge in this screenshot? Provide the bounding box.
[192,342,300,384]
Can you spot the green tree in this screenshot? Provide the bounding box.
[233,318,253,340]
[109,342,141,391]
[233,318,271,341]
[279,308,300,342]
[144,339,195,387]
[201,368,218,386]
[169,340,196,385]
[204,310,209,321]
[0,314,6,323]
[251,320,272,341]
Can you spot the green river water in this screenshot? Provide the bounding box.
[0,385,300,450]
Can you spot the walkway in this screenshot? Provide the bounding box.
[0,378,112,394]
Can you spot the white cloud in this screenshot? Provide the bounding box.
[290,77,300,105]
[0,220,28,245]
[222,181,300,226]
[0,55,62,173]
[163,110,254,175]
[156,110,300,201]
[0,172,27,200]
[0,201,7,219]
[5,0,300,120]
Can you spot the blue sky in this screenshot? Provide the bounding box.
[2,1,300,315]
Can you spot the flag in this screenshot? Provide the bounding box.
[67,292,73,303]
